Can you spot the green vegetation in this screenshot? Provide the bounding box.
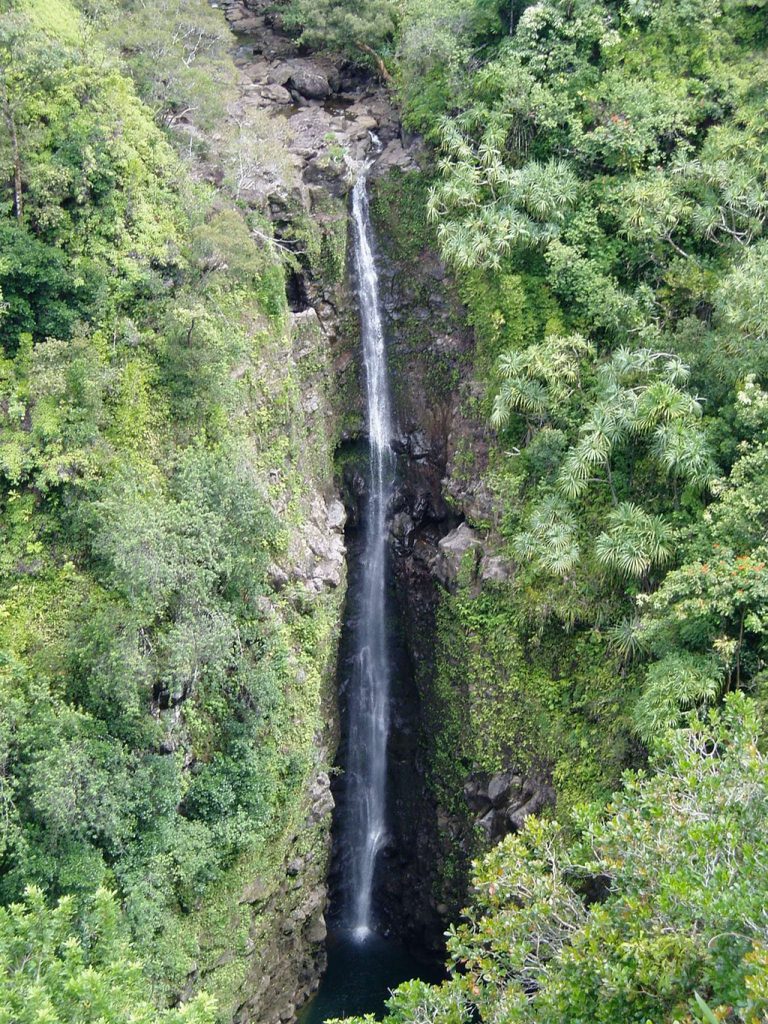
[0,0,343,1018]
[400,0,768,795]
[3,0,768,1019]
[285,0,397,79]
[0,887,215,1024]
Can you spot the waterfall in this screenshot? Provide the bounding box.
[342,171,395,939]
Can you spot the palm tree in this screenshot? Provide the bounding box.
[557,347,712,503]
[595,502,673,578]
[606,616,648,668]
[428,115,580,271]
[558,401,624,502]
[513,494,580,575]
[491,333,593,434]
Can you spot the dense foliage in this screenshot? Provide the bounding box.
[3,0,768,1019]
[0,887,215,1024]
[0,0,340,1016]
[370,0,768,808]
[412,0,768,756]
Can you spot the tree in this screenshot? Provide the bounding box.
[490,333,593,435]
[594,501,673,578]
[635,432,768,734]
[427,145,578,270]
[509,346,711,579]
[0,886,216,1024]
[557,347,713,503]
[716,241,768,374]
[632,652,722,742]
[512,494,581,575]
[285,0,397,80]
[97,0,235,132]
[0,0,323,1004]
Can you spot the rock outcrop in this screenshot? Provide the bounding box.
[223,294,347,1024]
[465,772,557,842]
[234,771,337,1024]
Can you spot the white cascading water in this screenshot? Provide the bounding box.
[343,170,395,939]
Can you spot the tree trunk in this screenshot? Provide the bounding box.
[11,120,22,222]
[605,459,618,506]
[355,42,393,84]
[1,79,22,222]
[510,0,516,34]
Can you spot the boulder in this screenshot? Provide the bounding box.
[289,67,332,100]
[305,912,327,944]
[373,139,416,173]
[268,63,294,86]
[477,808,497,841]
[267,563,289,590]
[233,16,263,33]
[312,558,343,589]
[308,772,334,824]
[310,771,331,799]
[260,83,292,104]
[246,58,272,82]
[286,858,303,877]
[439,522,481,557]
[303,155,351,197]
[480,554,513,583]
[351,114,379,138]
[291,307,322,347]
[326,498,346,532]
[407,429,432,460]
[240,877,270,905]
[507,777,556,832]
[391,511,415,548]
[434,522,482,586]
[468,769,556,844]
[302,392,320,415]
[463,776,492,814]
[225,4,249,23]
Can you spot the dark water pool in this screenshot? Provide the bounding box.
[297,930,445,1024]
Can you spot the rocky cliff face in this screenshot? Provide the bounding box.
[226,310,346,1024]
[223,0,417,192]
[223,0,463,964]
[176,294,348,1024]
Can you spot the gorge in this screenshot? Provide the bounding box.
[298,169,449,1021]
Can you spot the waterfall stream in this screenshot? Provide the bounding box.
[298,172,444,1024]
[342,172,396,937]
